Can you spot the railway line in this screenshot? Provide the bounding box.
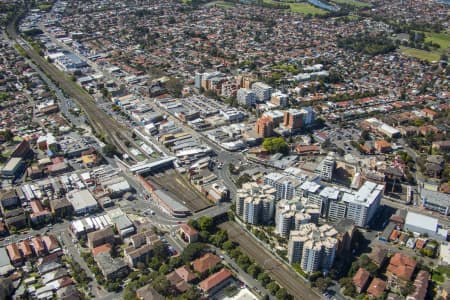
[6,12,141,161]
[221,221,321,300]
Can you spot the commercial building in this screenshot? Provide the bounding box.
[362,118,401,138]
[236,182,276,225]
[107,208,135,237]
[2,157,25,180]
[255,116,274,138]
[282,107,315,131]
[152,189,190,217]
[287,223,338,273]
[236,88,257,106]
[66,189,98,215]
[419,188,449,215]
[179,224,199,244]
[0,190,19,209]
[404,211,447,241]
[262,110,284,127]
[251,82,272,102]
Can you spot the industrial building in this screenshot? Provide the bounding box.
[404,212,447,241]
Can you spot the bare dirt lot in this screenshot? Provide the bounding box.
[147,169,213,212]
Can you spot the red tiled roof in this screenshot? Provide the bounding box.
[18,240,33,257]
[180,224,198,237]
[352,268,370,290]
[367,278,386,297]
[31,236,45,254]
[6,243,21,262]
[199,268,233,292]
[192,253,221,274]
[174,265,197,283]
[92,244,111,256]
[387,253,416,281]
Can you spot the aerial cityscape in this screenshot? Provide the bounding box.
[0,0,449,299]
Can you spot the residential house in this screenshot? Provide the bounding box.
[198,268,234,297]
[18,240,33,259]
[179,224,199,244]
[6,243,22,266]
[136,284,164,300]
[87,227,115,249]
[367,278,386,298]
[31,236,47,256]
[93,251,129,280]
[387,253,416,282]
[192,253,222,275]
[124,243,154,267]
[407,270,429,300]
[368,246,387,267]
[352,268,371,293]
[42,235,60,254]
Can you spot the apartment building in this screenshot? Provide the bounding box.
[251,82,272,102]
[236,182,276,225]
[288,223,338,273]
[236,88,257,106]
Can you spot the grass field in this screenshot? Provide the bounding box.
[400,46,442,62]
[204,0,235,8]
[330,0,370,7]
[263,0,327,15]
[425,31,450,50]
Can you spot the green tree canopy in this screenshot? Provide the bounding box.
[262,137,289,155]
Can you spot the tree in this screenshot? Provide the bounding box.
[181,243,206,263]
[275,288,288,300]
[153,241,169,260]
[165,77,183,97]
[187,219,199,230]
[152,275,171,295]
[267,281,280,294]
[262,137,289,155]
[257,272,271,286]
[159,263,170,275]
[315,277,332,291]
[102,144,119,158]
[246,264,261,278]
[198,216,214,232]
[222,240,236,251]
[236,174,252,188]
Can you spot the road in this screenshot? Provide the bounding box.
[221,221,321,300]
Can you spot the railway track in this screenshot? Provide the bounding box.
[6,11,142,161]
[221,221,321,300]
